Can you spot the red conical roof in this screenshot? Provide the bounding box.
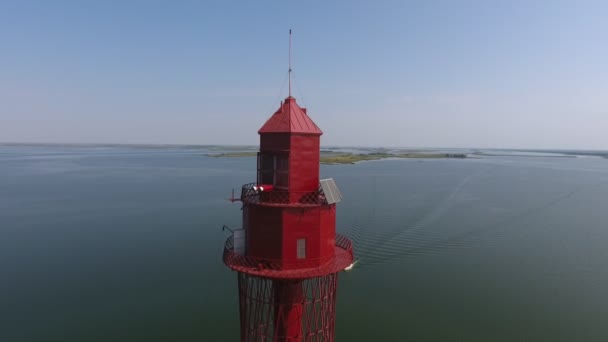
[258,96,323,135]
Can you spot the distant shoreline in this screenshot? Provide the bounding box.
[2,143,606,159]
[470,152,576,158]
[207,152,467,164]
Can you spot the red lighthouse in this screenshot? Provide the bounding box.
[222,31,354,342]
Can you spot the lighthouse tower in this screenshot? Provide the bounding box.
[222,32,354,342]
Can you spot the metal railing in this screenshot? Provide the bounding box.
[223,233,354,275]
[240,183,329,206]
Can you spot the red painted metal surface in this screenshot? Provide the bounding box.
[260,134,291,152]
[288,134,320,193]
[224,234,353,279]
[258,97,322,135]
[224,96,353,341]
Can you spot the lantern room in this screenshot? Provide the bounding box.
[257,96,323,194]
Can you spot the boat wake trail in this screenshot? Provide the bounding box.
[341,166,585,269]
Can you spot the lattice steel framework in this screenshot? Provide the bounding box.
[237,272,338,342]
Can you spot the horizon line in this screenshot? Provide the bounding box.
[0,141,606,152]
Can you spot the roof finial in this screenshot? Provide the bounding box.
[288,29,292,98]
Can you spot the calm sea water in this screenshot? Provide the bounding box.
[1,146,608,341]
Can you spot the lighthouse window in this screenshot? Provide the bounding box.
[258,153,289,187]
[297,238,306,259]
[259,154,275,184]
[275,155,289,187]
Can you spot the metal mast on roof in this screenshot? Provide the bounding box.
[288,29,292,97]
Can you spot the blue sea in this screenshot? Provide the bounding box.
[2,145,608,341]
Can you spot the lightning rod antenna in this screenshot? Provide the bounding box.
[289,29,292,97]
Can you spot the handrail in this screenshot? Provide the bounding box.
[223,233,354,273]
[240,182,329,206]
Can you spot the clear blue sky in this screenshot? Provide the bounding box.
[1,0,607,149]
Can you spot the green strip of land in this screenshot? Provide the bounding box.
[207,152,466,164]
[207,152,258,157]
[321,152,466,164]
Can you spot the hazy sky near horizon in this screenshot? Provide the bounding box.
[1,1,607,149]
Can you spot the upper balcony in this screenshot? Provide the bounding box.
[240,182,326,207]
